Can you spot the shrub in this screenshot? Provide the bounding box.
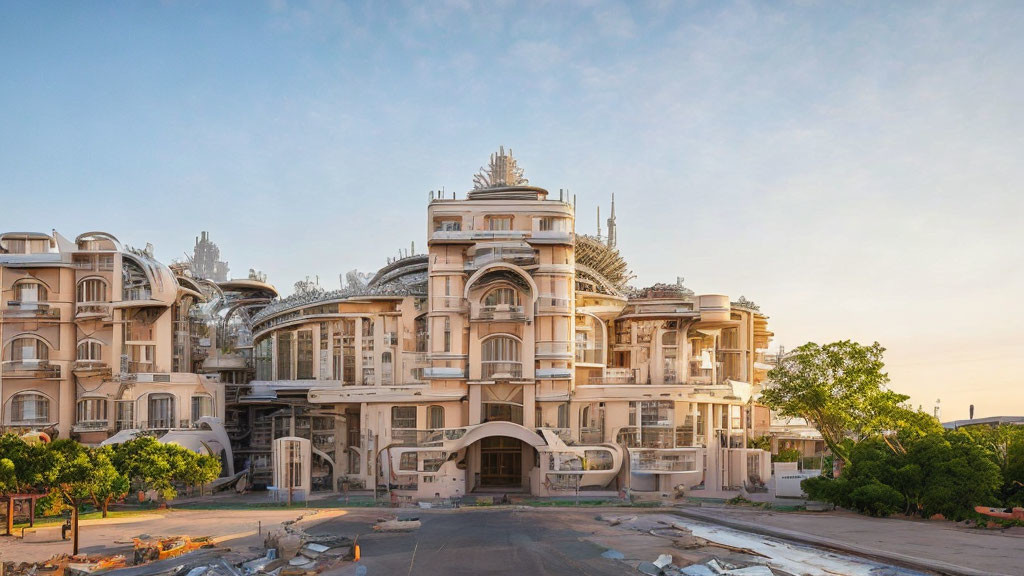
[849,481,903,517]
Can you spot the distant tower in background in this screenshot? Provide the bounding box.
[606,194,617,249]
[192,231,229,282]
[933,398,941,420]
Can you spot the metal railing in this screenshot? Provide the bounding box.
[1,360,61,379]
[536,341,573,355]
[630,449,699,472]
[390,428,468,447]
[123,288,153,301]
[575,348,603,364]
[481,361,523,379]
[588,374,635,385]
[475,305,527,321]
[3,302,60,319]
[536,296,571,312]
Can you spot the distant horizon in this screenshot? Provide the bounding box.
[3,1,1021,421]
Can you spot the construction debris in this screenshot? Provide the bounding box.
[372,515,421,532]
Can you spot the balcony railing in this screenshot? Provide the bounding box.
[73,360,110,372]
[536,341,573,356]
[617,426,704,449]
[588,374,635,385]
[123,288,152,301]
[480,361,523,380]
[391,427,468,447]
[536,296,571,313]
[431,296,469,312]
[630,449,699,473]
[4,302,60,319]
[423,366,468,379]
[464,247,537,269]
[76,303,110,318]
[579,426,605,444]
[575,348,603,364]
[72,420,111,432]
[475,305,527,321]
[1,360,61,379]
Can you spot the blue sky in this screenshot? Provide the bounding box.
[2,1,1022,419]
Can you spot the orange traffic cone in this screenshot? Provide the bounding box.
[354,544,361,562]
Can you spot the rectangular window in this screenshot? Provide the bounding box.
[488,216,512,231]
[392,406,417,429]
[433,218,461,232]
[400,452,417,471]
[115,401,134,431]
[77,399,107,422]
[296,330,314,380]
[255,338,273,380]
[443,318,451,352]
[277,332,293,380]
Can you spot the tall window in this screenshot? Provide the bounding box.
[428,405,444,429]
[662,330,678,384]
[483,287,520,307]
[391,406,417,430]
[443,317,451,352]
[191,394,214,422]
[148,394,175,428]
[277,332,292,380]
[296,330,314,380]
[10,337,48,362]
[13,281,47,303]
[77,278,107,302]
[77,340,103,362]
[381,351,393,385]
[115,401,134,431]
[11,393,50,423]
[557,403,569,428]
[77,398,107,423]
[255,338,272,380]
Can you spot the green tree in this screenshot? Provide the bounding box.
[88,447,130,518]
[42,439,95,555]
[165,444,221,497]
[0,433,47,494]
[111,436,176,500]
[762,341,937,465]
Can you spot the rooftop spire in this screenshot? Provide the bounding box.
[606,193,617,248]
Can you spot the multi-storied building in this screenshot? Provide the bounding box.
[239,149,775,499]
[0,231,235,473]
[1,149,777,498]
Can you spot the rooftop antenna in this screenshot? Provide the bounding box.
[969,404,975,420]
[596,206,602,240]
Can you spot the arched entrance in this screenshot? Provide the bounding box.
[459,422,546,493]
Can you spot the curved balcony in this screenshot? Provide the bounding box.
[480,361,523,380]
[76,302,111,319]
[473,304,527,322]
[536,340,573,358]
[2,360,61,379]
[4,302,60,320]
[536,296,571,314]
[629,448,701,474]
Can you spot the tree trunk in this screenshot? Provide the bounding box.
[71,503,80,556]
[102,500,109,518]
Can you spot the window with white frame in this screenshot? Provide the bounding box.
[11,392,50,423]
[428,405,444,429]
[77,398,107,423]
[13,280,47,303]
[77,278,107,302]
[9,337,48,362]
[77,340,103,362]
[148,394,175,428]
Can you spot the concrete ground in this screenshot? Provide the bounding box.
[0,508,336,564]
[674,504,1023,576]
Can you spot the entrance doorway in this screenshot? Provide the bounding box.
[479,436,522,487]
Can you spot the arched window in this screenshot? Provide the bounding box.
[191,394,214,422]
[77,278,107,302]
[13,280,47,303]
[483,287,520,307]
[11,392,50,423]
[77,398,107,423]
[77,339,103,362]
[481,335,521,379]
[148,393,175,428]
[427,405,444,429]
[8,336,49,362]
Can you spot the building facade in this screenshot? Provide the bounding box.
[241,149,775,498]
[0,231,234,471]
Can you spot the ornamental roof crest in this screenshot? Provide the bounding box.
[472,146,528,189]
